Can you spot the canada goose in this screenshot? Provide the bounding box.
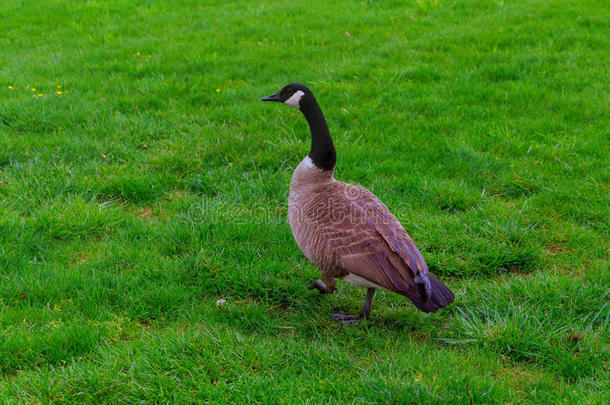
[262,83,454,322]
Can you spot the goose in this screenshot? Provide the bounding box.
[262,83,454,322]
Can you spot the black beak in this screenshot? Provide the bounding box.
[261,91,281,102]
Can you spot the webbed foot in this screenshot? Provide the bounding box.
[331,313,360,325]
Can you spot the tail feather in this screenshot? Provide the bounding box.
[403,274,454,313]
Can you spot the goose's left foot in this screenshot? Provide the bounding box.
[331,288,376,325]
[332,313,360,324]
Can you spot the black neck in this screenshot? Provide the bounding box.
[300,96,336,171]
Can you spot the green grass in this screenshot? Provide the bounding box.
[0,0,608,402]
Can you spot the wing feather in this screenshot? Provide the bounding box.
[307,183,429,295]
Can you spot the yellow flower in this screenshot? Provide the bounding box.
[56,91,63,95]
[57,85,62,88]
[38,93,43,97]
[216,88,221,93]
[8,85,13,90]
[135,51,141,56]
[31,88,36,92]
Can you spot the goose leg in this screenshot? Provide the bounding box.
[359,287,376,319]
[332,288,376,324]
[308,279,335,294]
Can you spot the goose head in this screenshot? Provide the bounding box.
[261,83,312,109]
[261,82,336,171]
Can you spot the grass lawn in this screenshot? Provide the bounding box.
[0,0,608,402]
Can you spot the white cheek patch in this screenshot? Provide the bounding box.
[284,90,305,108]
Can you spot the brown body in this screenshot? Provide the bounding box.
[288,156,451,312]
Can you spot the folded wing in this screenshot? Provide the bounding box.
[311,183,454,312]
